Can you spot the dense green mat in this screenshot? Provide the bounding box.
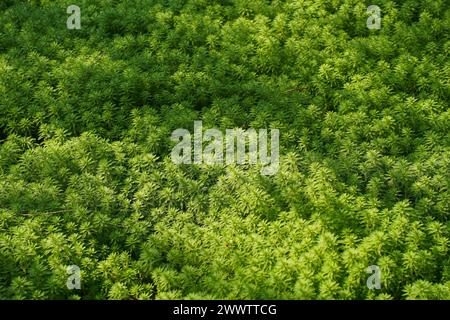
[0,0,449,299]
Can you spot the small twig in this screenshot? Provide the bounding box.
[20,209,72,216]
[283,85,309,94]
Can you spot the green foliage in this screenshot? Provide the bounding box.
[0,0,449,299]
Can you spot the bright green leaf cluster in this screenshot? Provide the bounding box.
[0,0,449,300]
